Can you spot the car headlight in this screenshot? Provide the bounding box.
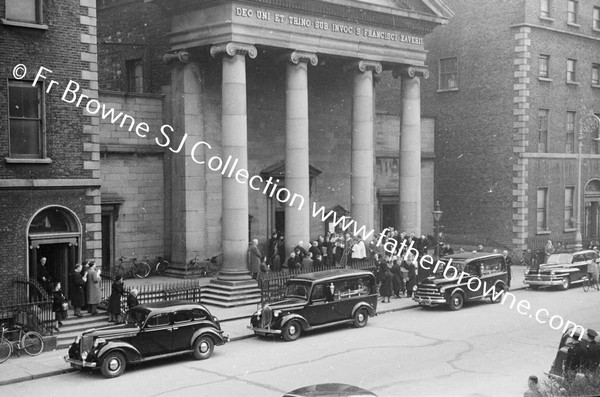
[439,287,446,293]
[93,338,105,348]
[81,351,88,360]
[273,310,282,317]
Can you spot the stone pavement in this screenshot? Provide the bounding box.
[0,266,528,386]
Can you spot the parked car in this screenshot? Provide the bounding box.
[283,383,377,397]
[64,300,229,378]
[548,326,591,380]
[413,252,508,310]
[524,249,597,290]
[249,269,378,341]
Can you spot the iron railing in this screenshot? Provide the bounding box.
[0,277,55,336]
[258,258,376,304]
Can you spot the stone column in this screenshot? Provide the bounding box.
[284,51,318,254]
[396,66,429,235]
[210,42,257,281]
[350,60,381,239]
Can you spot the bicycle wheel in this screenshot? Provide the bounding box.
[0,338,12,363]
[155,260,169,275]
[22,331,43,356]
[583,278,590,292]
[134,262,151,278]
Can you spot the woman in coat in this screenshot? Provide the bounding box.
[86,261,102,315]
[108,275,124,322]
[51,282,68,331]
[70,263,86,317]
[391,258,404,298]
[379,264,393,303]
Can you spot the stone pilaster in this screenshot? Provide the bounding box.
[350,60,381,239]
[395,66,429,235]
[284,51,318,254]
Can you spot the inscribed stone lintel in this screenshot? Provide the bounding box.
[209,42,258,59]
[392,65,430,79]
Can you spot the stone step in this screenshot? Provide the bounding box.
[201,297,261,308]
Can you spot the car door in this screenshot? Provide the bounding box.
[305,282,338,326]
[171,309,196,352]
[479,256,505,295]
[572,253,587,282]
[463,261,481,300]
[137,312,173,356]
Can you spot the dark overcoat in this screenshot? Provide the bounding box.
[108,281,124,314]
[70,271,86,308]
[379,269,393,297]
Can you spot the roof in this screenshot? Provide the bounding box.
[133,300,207,314]
[443,252,503,262]
[289,268,374,282]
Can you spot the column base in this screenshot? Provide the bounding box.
[202,277,261,308]
[163,263,208,279]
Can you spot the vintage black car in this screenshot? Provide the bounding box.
[524,249,597,290]
[64,300,229,378]
[413,252,508,310]
[250,269,378,341]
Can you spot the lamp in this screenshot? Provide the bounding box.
[432,201,443,261]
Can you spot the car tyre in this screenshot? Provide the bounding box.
[100,351,126,378]
[282,320,301,342]
[448,292,464,311]
[560,277,570,291]
[490,285,505,304]
[353,308,369,328]
[192,335,214,360]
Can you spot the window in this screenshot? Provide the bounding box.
[593,64,600,86]
[565,187,575,229]
[538,109,549,153]
[8,80,45,158]
[594,7,600,30]
[191,308,208,320]
[567,59,577,83]
[126,59,143,93]
[537,188,549,232]
[147,313,171,327]
[5,0,42,24]
[540,0,551,18]
[439,57,458,90]
[566,111,576,153]
[567,0,578,24]
[172,310,192,323]
[539,55,550,78]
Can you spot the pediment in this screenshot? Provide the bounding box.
[350,0,454,19]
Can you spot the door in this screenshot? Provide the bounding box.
[305,283,338,326]
[171,309,197,352]
[137,313,173,356]
[30,243,74,295]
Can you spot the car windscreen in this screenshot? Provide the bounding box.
[284,281,311,300]
[125,308,148,326]
[434,259,465,276]
[546,253,573,265]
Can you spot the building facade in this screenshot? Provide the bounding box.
[422,0,600,252]
[95,0,451,305]
[0,0,101,303]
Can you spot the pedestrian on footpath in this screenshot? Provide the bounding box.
[108,275,125,323]
[379,263,393,303]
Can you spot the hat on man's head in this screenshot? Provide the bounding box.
[588,329,598,339]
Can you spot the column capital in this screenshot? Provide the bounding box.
[162,50,190,64]
[393,65,430,79]
[286,51,318,66]
[346,60,382,74]
[210,42,258,59]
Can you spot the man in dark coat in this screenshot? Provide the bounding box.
[108,275,125,322]
[37,257,52,293]
[391,258,404,298]
[585,329,600,371]
[69,263,86,317]
[565,338,588,375]
[502,250,513,288]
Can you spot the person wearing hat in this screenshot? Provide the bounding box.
[585,329,600,370]
[565,333,589,376]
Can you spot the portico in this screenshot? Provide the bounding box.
[158,0,452,306]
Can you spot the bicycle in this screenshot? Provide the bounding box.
[114,256,151,279]
[583,274,600,292]
[145,256,171,276]
[0,323,44,363]
[189,254,223,277]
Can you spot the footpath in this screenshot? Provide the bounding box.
[0,266,527,386]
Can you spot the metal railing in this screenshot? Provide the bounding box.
[0,277,54,336]
[258,258,376,304]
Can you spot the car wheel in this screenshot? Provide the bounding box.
[448,292,464,311]
[282,320,302,342]
[353,308,369,328]
[192,335,214,360]
[490,285,505,303]
[100,351,126,378]
[560,277,570,290]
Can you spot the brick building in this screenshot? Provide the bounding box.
[95,0,452,305]
[422,0,600,252]
[0,0,100,303]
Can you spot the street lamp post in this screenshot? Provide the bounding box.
[432,201,443,261]
[574,113,600,250]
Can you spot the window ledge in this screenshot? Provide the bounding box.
[539,16,554,22]
[563,228,577,233]
[0,19,48,30]
[592,84,600,89]
[436,87,459,93]
[566,81,580,86]
[567,22,581,28]
[536,230,551,235]
[538,77,553,82]
[594,27,600,33]
[5,157,52,164]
